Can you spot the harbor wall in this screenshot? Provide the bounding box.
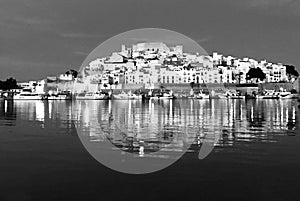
[259,83,294,92]
[45,81,298,95]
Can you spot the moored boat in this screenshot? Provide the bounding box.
[257,90,280,99]
[227,91,245,99]
[112,91,142,100]
[150,90,174,100]
[13,92,44,100]
[150,93,174,100]
[48,93,72,100]
[278,92,298,99]
[210,91,228,99]
[76,92,107,100]
[128,94,142,100]
[195,93,210,99]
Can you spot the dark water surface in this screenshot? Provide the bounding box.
[0,99,299,201]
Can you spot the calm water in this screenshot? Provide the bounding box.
[0,99,300,201]
[1,99,298,153]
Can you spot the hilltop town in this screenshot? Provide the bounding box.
[3,42,299,95]
[73,42,299,93]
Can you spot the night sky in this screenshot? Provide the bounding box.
[0,0,299,80]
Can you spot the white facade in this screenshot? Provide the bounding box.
[35,80,46,94]
[76,43,292,91]
[59,74,73,81]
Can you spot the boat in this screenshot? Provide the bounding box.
[227,91,245,99]
[209,90,228,99]
[76,92,107,100]
[195,93,210,99]
[230,95,245,99]
[150,90,174,100]
[278,92,298,99]
[151,93,174,100]
[128,91,142,100]
[13,91,44,100]
[257,90,280,99]
[112,91,141,100]
[48,93,72,100]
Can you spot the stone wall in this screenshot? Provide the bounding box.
[259,82,295,92]
[45,81,297,95]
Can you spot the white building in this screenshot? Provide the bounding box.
[59,74,73,81]
[77,43,293,91]
[35,80,46,94]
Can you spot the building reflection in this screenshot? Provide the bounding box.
[0,100,74,133]
[0,99,298,152]
[0,100,16,126]
[74,99,298,153]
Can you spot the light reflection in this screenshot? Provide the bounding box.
[4,100,7,113]
[35,101,45,122]
[0,99,298,154]
[72,99,298,154]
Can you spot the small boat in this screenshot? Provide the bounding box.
[227,91,245,99]
[112,93,128,100]
[48,93,72,100]
[127,91,142,100]
[278,92,298,99]
[209,90,228,99]
[13,92,44,100]
[113,91,142,100]
[195,93,210,99]
[150,94,172,100]
[128,94,142,100]
[112,92,128,100]
[257,90,280,99]
[150,91,174,100]
[76,92,107,100]
[216,94,228,99]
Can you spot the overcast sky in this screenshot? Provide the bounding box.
[0,0,299,80]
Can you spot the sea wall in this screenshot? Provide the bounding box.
[45,81,298,95]
[259,83,294,92]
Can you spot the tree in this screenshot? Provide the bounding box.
[232,72,243,83]
[0,77,19,90]
[65,69,78,79]
[221,60,228,67]
[285,65,299,82]
[246,68,266,83]
[108,77,114,85]
[70,69,78,78]
[108,76,114,89]
[190,82,195,88]
[238,72,243,83]
[290,89,298,94]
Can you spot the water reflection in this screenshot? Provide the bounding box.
[72,99,298,155]
[0,99,298,154]
[0,100,74,133]
[0,100,16,126]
